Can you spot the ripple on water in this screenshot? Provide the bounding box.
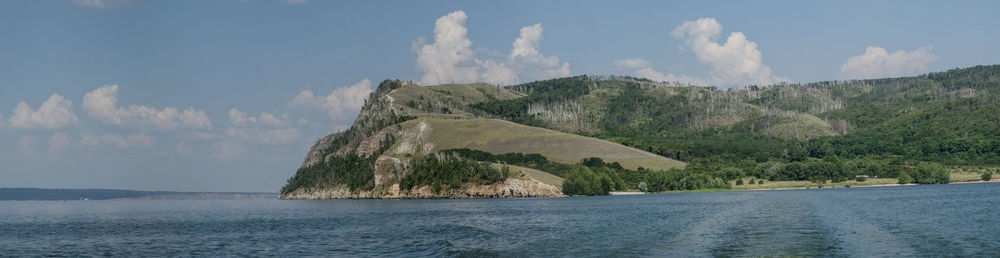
[1,184,999,256]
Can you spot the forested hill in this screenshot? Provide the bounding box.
[282,65,999,198]
[471,65,1000,177]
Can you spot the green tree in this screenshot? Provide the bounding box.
[898,172,912,184]
[912,162,950,184]
[562,166,610,196]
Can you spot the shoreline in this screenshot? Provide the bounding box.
[618,178,1000,195]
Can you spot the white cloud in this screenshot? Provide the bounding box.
[415,10,570,85]
[612,58,653,70]
[71,0,138,8]
[82,85,212,131]
[672,18,789,87]
[8,94,79,129]
[840,46,938,80]
[257,113,286,127]
[612,58,707,85]
[180,108,212,130]
[416,10,481,85]
[48,133,71,155]
[18,136,37,155]
[228,108,288,127]
[291,79,372,120]
[228,108,254,126]
[506,23,571,82]
[81,133,156,149]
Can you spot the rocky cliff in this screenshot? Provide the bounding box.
[281,178,561,200]
[280,79,565,199]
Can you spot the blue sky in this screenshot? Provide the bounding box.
[1,0,998,192]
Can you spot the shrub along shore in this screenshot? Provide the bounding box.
[438,149,984,196]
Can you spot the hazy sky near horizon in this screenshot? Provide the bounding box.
[1,0,998,192]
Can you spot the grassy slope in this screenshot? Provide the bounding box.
[493,163,565,187]
[395,118,685,171]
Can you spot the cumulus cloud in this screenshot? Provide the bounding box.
[179,109,212,130]
[228,108,288,127]
[71,0,139,8]
[415,10,570,85]
[8,94,79,129]
[416,11,482,85]
[672,18,789,87]
[612,58,708,85]
[224,107,301,145]
[506,23,571,82]
[228,109,254,126]
[48,133,71,155]
[840,46,939,80]
[291,79,372,120]
[82,85,212,131]
[81,133,156,149]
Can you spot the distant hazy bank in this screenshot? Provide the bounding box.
[0,188,275,201]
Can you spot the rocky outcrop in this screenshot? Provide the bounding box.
[300,79,413,167]
[281,178,563,200]
[301,132,342,168]
[281,79,566,200]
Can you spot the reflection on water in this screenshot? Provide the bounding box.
[1,183,999,256]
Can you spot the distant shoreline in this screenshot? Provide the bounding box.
[612,179,1000,195]
[742,178,1000,192]
[8,180,995,201]
[0,188,276,201]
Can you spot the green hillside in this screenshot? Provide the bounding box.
[470,65,1000,184]
[280,79,687,198]
[393,118,685,171]
[282,65,1000,198]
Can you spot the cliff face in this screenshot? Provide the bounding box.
[281,79,564,199]
[280,178,562,200]
[300,80,408,168]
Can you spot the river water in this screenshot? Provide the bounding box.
[2,183,998,256]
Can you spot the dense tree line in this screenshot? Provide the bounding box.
[642,168,729,192]
[439,148,578,177]
[897,162,951,184]
[280,153,377,195]
[441,149,731,195]
[465,66,1000,186]
[399,153,510,193]
[280,132,399,195]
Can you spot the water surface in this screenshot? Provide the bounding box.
[2,183,999,256]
